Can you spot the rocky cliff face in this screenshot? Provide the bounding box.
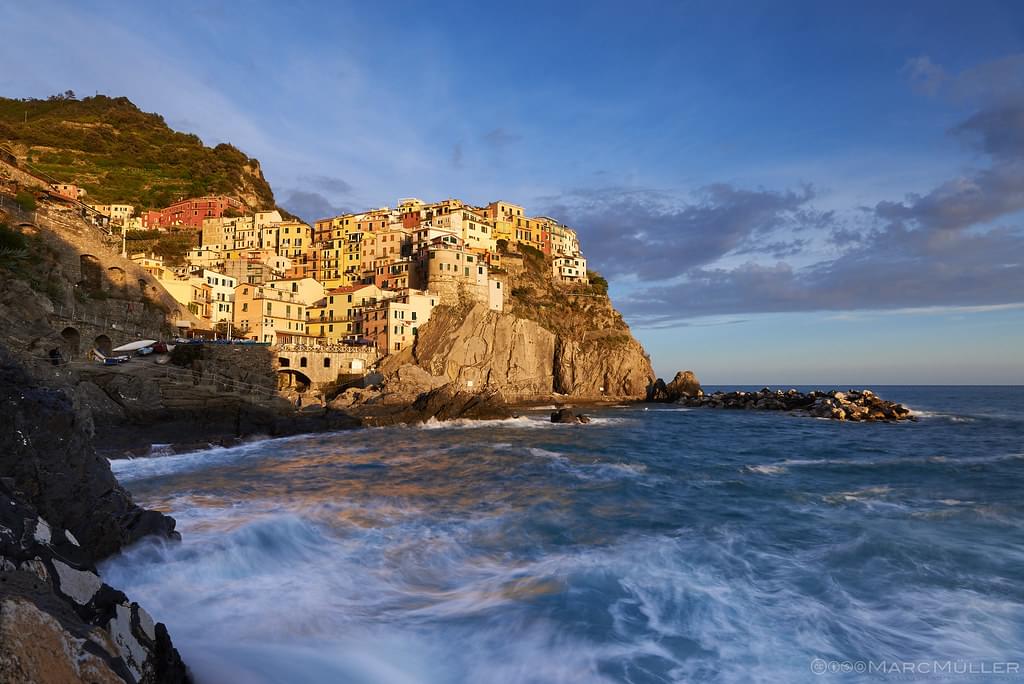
[379,243,655,401]
[395,304,556,401]
[553,334,654,398]
[385,300,654,401]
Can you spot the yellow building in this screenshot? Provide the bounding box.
[485,200,525,243]
[279,220,313,278]
[306,283,392,344]
[232,283,310,345]
[89,203,134,226]
[361,290,439,353]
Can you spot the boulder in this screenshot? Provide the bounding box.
[648,370,702,402]
[550,408,590,424]
[328,386,380,410]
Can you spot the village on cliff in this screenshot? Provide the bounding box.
[52,186,590,356]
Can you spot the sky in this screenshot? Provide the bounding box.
[2,0,1023,384]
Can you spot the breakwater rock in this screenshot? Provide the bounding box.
[683,387,915,422]
[648,370,914,422]
[550,408,591,424]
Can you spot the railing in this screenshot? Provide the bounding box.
[278,343,376,353]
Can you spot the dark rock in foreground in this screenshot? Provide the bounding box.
[550,408,591,424]
[0,347,191,682]
[682,387,915,422]
[0,348,180,562]
[0,476,189,683]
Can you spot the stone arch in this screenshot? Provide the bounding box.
[107,266,126,287]
[93,334,112,356]
[277,369,311,393]
[60,327,80,358]
[79,254,103,292]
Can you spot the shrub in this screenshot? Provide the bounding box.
[14,190,36,212]
[588,270,608,295]
[0,222,27,251]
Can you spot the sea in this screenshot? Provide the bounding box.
[101,386,1024,684]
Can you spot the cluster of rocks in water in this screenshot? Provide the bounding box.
[649,370,915,422]
[682,387,915,422]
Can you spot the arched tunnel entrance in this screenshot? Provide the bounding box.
[60,327,80,359]
[93,334,112,356]
[277,369,312,394]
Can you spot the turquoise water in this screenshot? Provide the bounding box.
[101,387,1024,683]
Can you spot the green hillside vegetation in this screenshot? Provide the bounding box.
[0,94,276,211]
[124,229,198,266]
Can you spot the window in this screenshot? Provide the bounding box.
[300,357,307,367]
[324,358,331,368]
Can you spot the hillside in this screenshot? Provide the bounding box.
[0,94,276,211]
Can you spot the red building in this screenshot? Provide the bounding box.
[140,210,162,229]
[156,195,243,229]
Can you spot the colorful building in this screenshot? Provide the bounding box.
[361,290,440,353]
[307,283,392,344]
[232,283,310,345]
[157,195,243,230]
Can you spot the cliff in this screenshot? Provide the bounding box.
[0,95,275,211]
[380,242,654,401]
[382,299,653,402]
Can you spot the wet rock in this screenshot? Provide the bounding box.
[0,346,179,562]
[0,479,190,683]
[550,408,590,424]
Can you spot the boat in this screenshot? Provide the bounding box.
[111,339,158,353]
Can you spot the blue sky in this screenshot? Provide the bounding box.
[3,0,1023,384]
